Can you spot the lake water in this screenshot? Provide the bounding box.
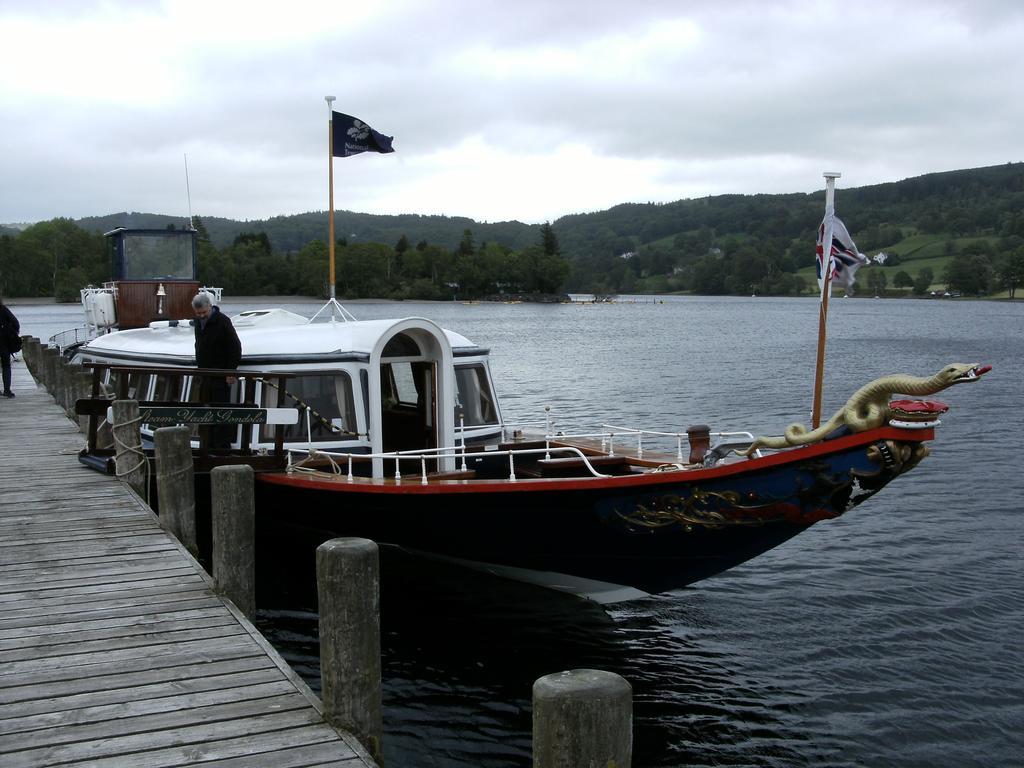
[10,296,1023,767]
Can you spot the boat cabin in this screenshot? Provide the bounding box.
[90,227,203,331]
[73,305,503,478]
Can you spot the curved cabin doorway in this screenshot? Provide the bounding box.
[380,332,436,453]
[369,319,456,479]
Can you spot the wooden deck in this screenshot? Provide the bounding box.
[0,360,377,767]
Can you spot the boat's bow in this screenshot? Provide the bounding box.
[742,362,990,455]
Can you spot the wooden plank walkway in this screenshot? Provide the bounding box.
[0,359,378,767]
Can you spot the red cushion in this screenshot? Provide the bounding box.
[889,398,950,417]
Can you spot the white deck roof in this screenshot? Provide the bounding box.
[80,309,480,364]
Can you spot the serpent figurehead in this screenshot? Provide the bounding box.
[740,362,990,456]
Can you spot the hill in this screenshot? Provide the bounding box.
[73,210,538,254]
[550,163,1024,292]
[6,161,1018,299]
[66,162,1024,293]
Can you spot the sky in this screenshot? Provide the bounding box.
[2,0,1022,226]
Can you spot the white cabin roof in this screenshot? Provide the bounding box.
[78,309,482,365]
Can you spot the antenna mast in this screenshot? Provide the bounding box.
[184,153,194,230]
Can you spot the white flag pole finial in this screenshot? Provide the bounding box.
[823,171,841,216]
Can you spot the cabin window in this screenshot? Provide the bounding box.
[106,370,124,398]
[387,362,420,407]
[382,333,421,358]
[184,376,240,404]
[96,368,115,399]
[132,374,153,402]
[454,364,498,426]
[108,371,151,401]
[152,374,183,403]
[265,373,357,443]
[121,233,194,280]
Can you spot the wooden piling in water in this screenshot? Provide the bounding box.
[54,355,69,410]
[532,669,633,768]
[20,335,38,377]
[211,464,255,620]
[111,399,147,498]
[39,346,58,393]
[154,425,198,555]
[50,352,63,404]
[317,537,384,765]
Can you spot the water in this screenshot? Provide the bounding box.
[11,296,1024,767]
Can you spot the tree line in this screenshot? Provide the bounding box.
[4,162,1024,300]
[0,218,570,301]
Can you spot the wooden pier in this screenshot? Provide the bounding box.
[0,361,377,767]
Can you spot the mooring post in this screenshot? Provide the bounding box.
[111,399,147,498]
[40,347,58,394]
[20,336,37,377]
[30,336,41,370]
[316,537,383,764]
[532,669,633,768]
[54,355,69,410]
[63,361,83,418]
[211,465,255,619]
[154,425,198,555]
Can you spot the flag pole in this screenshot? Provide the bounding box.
[325,95,337,300]
[811,171,841,429]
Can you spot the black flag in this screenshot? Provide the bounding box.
[332,111,395,157]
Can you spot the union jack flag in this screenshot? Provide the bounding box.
[816,213,869,296]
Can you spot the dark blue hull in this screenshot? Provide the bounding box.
[258,426,931,594]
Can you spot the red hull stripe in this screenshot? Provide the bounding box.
[257,426,932,495]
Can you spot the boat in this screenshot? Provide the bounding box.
[59,231,992,601]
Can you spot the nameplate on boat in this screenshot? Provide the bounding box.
[106,406,300,426]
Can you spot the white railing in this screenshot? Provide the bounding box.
[501,407,760,462]
[284,405,762,481]
[284,426,761,484]
[286,443,618,483]
[49,326,92,351]
[503,420,762,463]
[599,425,762,461]
[199,286,223,303]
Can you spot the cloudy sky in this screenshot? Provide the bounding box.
[2,0,1022,226]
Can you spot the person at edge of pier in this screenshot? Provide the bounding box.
[0,294,21,398]
[192,292,242,450]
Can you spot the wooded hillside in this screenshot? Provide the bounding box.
[3,163,1023,300]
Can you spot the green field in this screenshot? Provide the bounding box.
[795,233,1002,296]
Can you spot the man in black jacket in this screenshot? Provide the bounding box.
[192,292,242,448]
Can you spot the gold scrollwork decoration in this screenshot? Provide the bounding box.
[616,488,772,531]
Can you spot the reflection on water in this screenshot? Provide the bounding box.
[13,296,1024,767]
